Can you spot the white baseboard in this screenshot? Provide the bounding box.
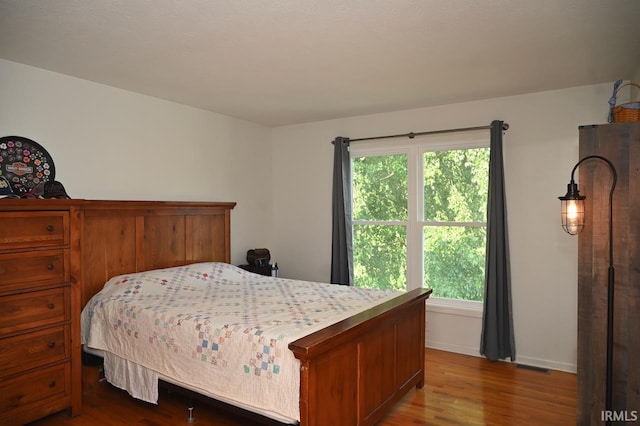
[514,354,576,374]
[426,340,577,374]
[426,339,481,358]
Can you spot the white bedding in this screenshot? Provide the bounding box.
[81,262,400,423]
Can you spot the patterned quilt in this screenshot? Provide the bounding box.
[81,262,400,422]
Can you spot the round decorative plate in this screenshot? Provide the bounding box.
[0,136,56,195]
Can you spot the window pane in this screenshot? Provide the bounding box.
[353,154,408,221]
[423,225,486,301]
[353,224,407,291]
[423,148,489,222]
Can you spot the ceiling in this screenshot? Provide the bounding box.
[0,0,639,127]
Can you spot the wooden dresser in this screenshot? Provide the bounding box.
[0,200,80,425]
[0,198,235,424]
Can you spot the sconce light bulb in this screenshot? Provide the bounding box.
[567,201,578,219]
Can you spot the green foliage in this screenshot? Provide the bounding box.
[423,148,489,222]
[351,147,489,300]
[352,154,407,221]
[353,225,406,291]
[352,154,408,290]
[423,148,489,300]
[423,226,486,301]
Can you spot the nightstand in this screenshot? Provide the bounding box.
[238,264,273,276]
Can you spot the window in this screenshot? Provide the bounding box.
[351,134,489,302]
[352,153,408,291]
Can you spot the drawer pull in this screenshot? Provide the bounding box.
[47,264,55,270]
[48,303,56,310]
[49,341,56,349]
[49,380,56,388]
[47,225,55,232]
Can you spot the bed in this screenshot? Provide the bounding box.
[76,200,432,425]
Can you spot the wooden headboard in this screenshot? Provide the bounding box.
[74,200,236,307]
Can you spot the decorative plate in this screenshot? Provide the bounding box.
[0,136,56,195]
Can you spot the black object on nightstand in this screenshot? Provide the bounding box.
[240,248,274,276]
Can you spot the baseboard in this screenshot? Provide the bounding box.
[426,341,577,374]
[514,354,576,374]
[426,340,481,358]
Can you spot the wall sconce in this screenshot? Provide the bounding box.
[559,154,617,424]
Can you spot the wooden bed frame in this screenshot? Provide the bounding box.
[74,200,431,425]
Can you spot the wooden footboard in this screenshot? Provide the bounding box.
[289,288,432,426]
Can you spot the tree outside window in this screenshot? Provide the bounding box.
[351,141,489,301]
[352,153,408,291]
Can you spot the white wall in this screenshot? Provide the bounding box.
[0,59,274,265]
[271,83,614,372]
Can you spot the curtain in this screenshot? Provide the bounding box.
[480,120,516,361]
[330,136,353,285]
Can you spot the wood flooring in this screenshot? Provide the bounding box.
[28,348,576,426]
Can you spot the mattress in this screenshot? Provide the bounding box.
[81,262,400,423]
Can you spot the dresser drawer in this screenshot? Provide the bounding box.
[0,211,69,251]
[0,249,68,290]
[0,363,69,417]
[0,325,69,377]
[0,288,69,336]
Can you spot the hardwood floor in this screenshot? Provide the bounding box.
[381,349,576,426]
[29,349,576,426]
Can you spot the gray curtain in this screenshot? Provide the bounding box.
[480,120,516,361]
[330,136,353,285]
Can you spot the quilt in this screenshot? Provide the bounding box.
[81,262,400,422]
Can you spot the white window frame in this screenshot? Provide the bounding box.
[350,131,489,311]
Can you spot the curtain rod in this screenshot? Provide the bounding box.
[348,123,509,143]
